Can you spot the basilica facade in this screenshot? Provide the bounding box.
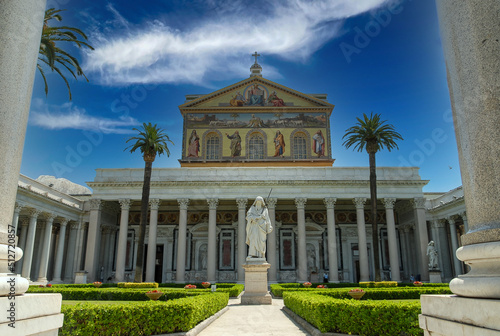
[13,62,467,285]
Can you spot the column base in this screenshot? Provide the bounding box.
[74,271,88,284]
[0,293,63,336]
[241,260,271,305]
[0,274,29,296]
[420,295,500,335]
[450,241,500,298]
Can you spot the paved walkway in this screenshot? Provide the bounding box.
[197,297,310,336]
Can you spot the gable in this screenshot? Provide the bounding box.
[179,77,334,111]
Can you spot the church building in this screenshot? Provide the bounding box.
[12,57,467,285]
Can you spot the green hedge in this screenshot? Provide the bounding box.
[359,281,398,287]
[117,282,158,288]
[158,283,244,297]
[284,291,422,335]
[26,287,208,301]
[61,292,229,335]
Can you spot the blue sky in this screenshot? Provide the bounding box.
[22,0,462,193]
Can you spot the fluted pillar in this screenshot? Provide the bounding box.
[267,198,278,281]
[37,214,56,282]
[175,199,189,282]
[85,199,102,282]
[295,198,307,282]
[146,199,161,282]
[447,217,462,276]
[413,197,429,281]
[22,209,41,280]
[324,198,338,282]
[64,222,79,282]
[73,215,85,273]
[115,199,131,282]
[52,219,69,283]
[401,225,412,279]
[384,198,400,282]
[207,198,218,282]
[236,198,247,282]
[12,202,24,235]
[353,198,369,282]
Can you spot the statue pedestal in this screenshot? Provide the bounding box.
[241,258,272,305]
[429,270,442,283]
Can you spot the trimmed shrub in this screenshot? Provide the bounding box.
[117,282,158,288]
[359,281,398,288]
[61,292,229,335]
[284,291,421,335]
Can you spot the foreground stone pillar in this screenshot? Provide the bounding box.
[37,214,56,282]
[295,198,307,282]
[146,199,160,283]
[267,198,277,282]
[353,198,369,282]
[52,219,69,283]
[324,198,339,283]
[115,199,131,282]
[176,199,189,283]
[236,198,247,282]
[384,198,400,282]
[207,198,218,282]
[420,1,500,335]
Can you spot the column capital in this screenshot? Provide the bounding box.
[446,216,456,225]
[149,199,161,210]
[118,199,131,210]
[59,218,69,227]
[20,218,29,227]
[14,202,25,213]
[70,222,79,230]
[353,197,366,209]
[207,198,219,210]
[177,198,190,210]
[267,197,278,209]
[295,197,307,208]
[431,219,446,228]
[89,199,102,210]
[28,208,42,219]
[235,198,248,209]
[383,198,396,209]
[323,197,337,209]
[44,213,57,222]
[412,197,426,209]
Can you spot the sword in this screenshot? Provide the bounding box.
[265,188,273,207]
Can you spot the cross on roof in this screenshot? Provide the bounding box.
[252,51,260,64]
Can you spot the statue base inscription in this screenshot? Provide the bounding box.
[241,258,272,305]
[429,270,443,283]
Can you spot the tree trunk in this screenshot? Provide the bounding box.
[369,151,381,282]
[134,160,153,283]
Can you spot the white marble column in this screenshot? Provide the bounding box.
[459,212,468,233]
[354,198,369,282]
[146,199,161,282]
[51,219,68,283]
[401,225,412,279]
[447,217,462,276]
[37,214,56,282]
[413,197,429,281]
[64,222,78,282]
[384,198,400,282]
[73,215,85,273]
[115,199,131,282]
[22,209,41,280]
[267,198,278,281]
[324,197,339,283]
[105,227,117,281]
[236,198,247,282]
[207,198,218,282]
[176,199,189,283]
[295,198,307,282]
[12,202,24,235]
[0,0,46,297]
[15,219,29,273]
[84,199,102,282]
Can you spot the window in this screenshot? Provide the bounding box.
[206,133,220,159]
[248,134,264,159]
[293,133,307,159]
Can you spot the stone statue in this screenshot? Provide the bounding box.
[246,196,273,258]
[427,240,439,269]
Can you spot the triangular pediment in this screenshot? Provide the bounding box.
[179,77,334,113]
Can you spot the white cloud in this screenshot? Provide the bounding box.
[30,99,140,134]
[85,0,393,86]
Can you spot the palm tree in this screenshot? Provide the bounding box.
[342,112,403,282]
[126,123,173,282]
[38,8,94,100]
